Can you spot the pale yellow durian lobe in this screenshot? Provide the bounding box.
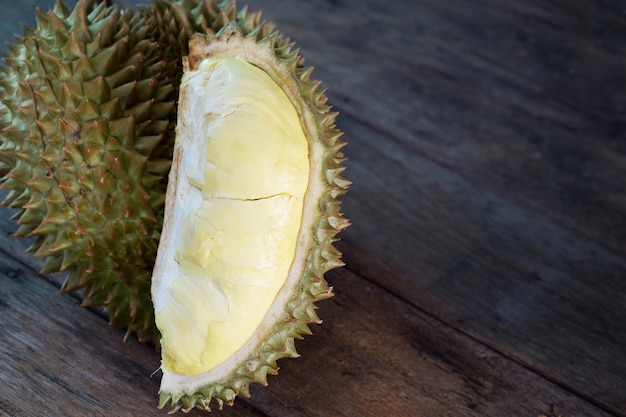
[152,55,310,376]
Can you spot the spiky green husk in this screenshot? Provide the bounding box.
[156,23,349,414]
[0,0,174,341]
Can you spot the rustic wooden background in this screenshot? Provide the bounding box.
[0,0,625,416]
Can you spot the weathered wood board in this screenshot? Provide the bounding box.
[0,254,616,416]
[0,0,624,416]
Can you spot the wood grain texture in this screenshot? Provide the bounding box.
[334,114,626,413]
[0,252,616,417]
[248,268,617,417]
[0,0,624,416]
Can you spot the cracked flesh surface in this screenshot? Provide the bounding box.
[152,57,309,375]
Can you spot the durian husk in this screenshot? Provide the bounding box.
[155,23,350,414]
[0,0,175,342]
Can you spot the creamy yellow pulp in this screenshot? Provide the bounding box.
[154,57,309,375]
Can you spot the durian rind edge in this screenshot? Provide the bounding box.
[156,23,350,414]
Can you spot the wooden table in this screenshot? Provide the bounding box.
[1,0,624,416]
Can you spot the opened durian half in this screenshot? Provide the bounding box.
[153,26,349,412]
[0,0,349,412]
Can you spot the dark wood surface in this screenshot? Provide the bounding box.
[1,0,625,416]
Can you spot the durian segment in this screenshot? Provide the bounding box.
[155,26,349,414]
[152,56,310,375]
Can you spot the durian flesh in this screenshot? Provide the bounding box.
[153,28,349,412]
[153,56,309,374]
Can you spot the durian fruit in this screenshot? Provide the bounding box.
[152,25,349,412]
[0,0,349,411]
[0,0,175,342]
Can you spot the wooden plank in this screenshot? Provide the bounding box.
[0,0,623,415]
[0,252,617,416]
[331,114,626,415]
[243,0,626,256]
[0,258,269,416]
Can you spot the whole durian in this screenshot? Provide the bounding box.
[0,0,349,412]
[0,0,175,342]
